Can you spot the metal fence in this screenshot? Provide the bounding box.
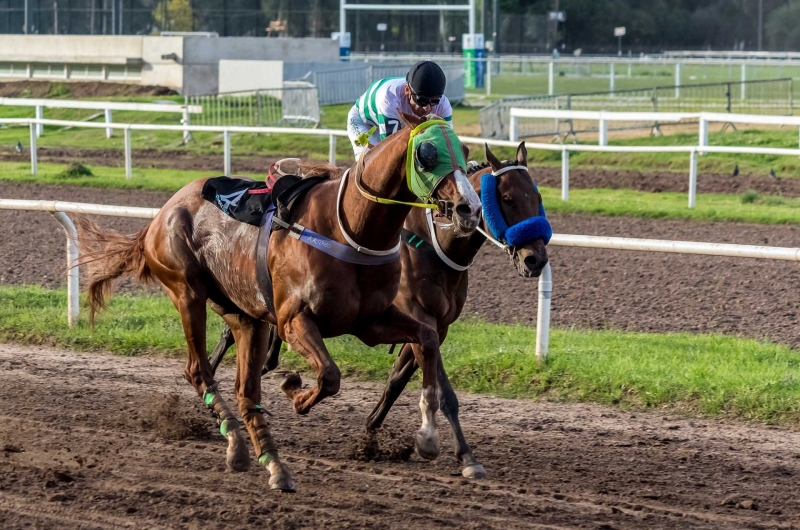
[186,83,320,128]
[480,78,793,140]
[297,63,465,106]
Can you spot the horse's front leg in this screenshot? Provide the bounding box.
[356,305,441,460]
[280,313,342,415]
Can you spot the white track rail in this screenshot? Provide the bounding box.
[3,199,799,363]
[2,112,796,208]
[507,108,800,207]
[0,97,202,140]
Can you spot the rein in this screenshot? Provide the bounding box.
[336,168,403,256]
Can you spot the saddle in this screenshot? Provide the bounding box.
[201,172,327,227]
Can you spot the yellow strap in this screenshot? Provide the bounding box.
[353,166,438,209]
[355,126,377,147]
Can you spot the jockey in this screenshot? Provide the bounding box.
[347,60,453,158]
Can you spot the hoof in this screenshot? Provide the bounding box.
[415,429,440,461]
[267,461,297,493]
[280,372,303,398]
[225,431,251,472]
[462,463,486,479]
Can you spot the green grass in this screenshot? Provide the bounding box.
[540,187,800,225]
[0,160,231,192]
[2,284,799,424]
[468,62,800,98]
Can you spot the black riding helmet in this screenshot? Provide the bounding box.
[406,60,447,98]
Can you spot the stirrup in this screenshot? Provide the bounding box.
[267,158,302,190]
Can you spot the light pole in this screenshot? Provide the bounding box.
[758,0,763,51]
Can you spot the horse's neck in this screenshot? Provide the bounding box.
[406,208,485,266]
[340,143,414,251]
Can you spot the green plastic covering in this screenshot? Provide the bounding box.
[406,119,467,200]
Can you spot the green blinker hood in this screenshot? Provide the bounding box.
[405,119,468,200]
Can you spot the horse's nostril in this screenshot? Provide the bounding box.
[455,203,473,219]
[524,255,544,270]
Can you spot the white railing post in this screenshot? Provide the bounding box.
[124,126,132,179]
[741,64,746,101]
[223,130,231,176]
[486,58,492,96]
[29,122,37,175]
[609,62,615,93]
[509,113,518,142]
[561,147,569,201]
[675,63,681,99]
[688,148,698,209]
[104,108,113,138]
[51,211,79,328]
[182,107,191,143]
[328,133,337,165]
[548,60,554,95]
[598,114,608,146]
[35,105,43,137]
[535,262,552,363]
[698,115,708,154]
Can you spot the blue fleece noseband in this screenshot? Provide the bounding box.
[480,169,552,247]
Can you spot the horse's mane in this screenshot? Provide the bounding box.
[299,162,345,179]
[467,161,490,175]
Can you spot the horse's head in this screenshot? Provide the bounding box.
[476,142,550,278]
[400,112,482,235]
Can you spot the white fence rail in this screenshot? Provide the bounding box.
[0,97,202,141]
[4,112,799,209]
[0,117,348,179]
[507,108,800,208]
[3,199,800,363]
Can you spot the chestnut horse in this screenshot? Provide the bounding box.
[76,113,481,492]
[209,142,550,480]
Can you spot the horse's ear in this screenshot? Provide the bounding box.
[399,111,424,129]
[485,143,502,171]
[461,142,470,162]
[516,141,528,167]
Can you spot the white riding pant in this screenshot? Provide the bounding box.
[347,105,381,158]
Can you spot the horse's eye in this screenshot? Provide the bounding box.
[502,195,513,204]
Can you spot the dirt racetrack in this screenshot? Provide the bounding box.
[1,343,799,529]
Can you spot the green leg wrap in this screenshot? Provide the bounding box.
[258,451,278,467]
[202,386,240,436]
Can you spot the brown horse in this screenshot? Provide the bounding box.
[209,142,549,479]
[76,113,482,492]
[366,142,549,479]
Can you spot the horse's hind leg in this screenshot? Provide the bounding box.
[366,343,417,431]
[168,293,250,472]
[226,314,296,492]
[280,313,341,415]
[209,324,282,377]
[208,325,235,374]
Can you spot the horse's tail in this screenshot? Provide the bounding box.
[74,215,153,325]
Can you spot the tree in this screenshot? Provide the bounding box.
[152,0,195,33]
